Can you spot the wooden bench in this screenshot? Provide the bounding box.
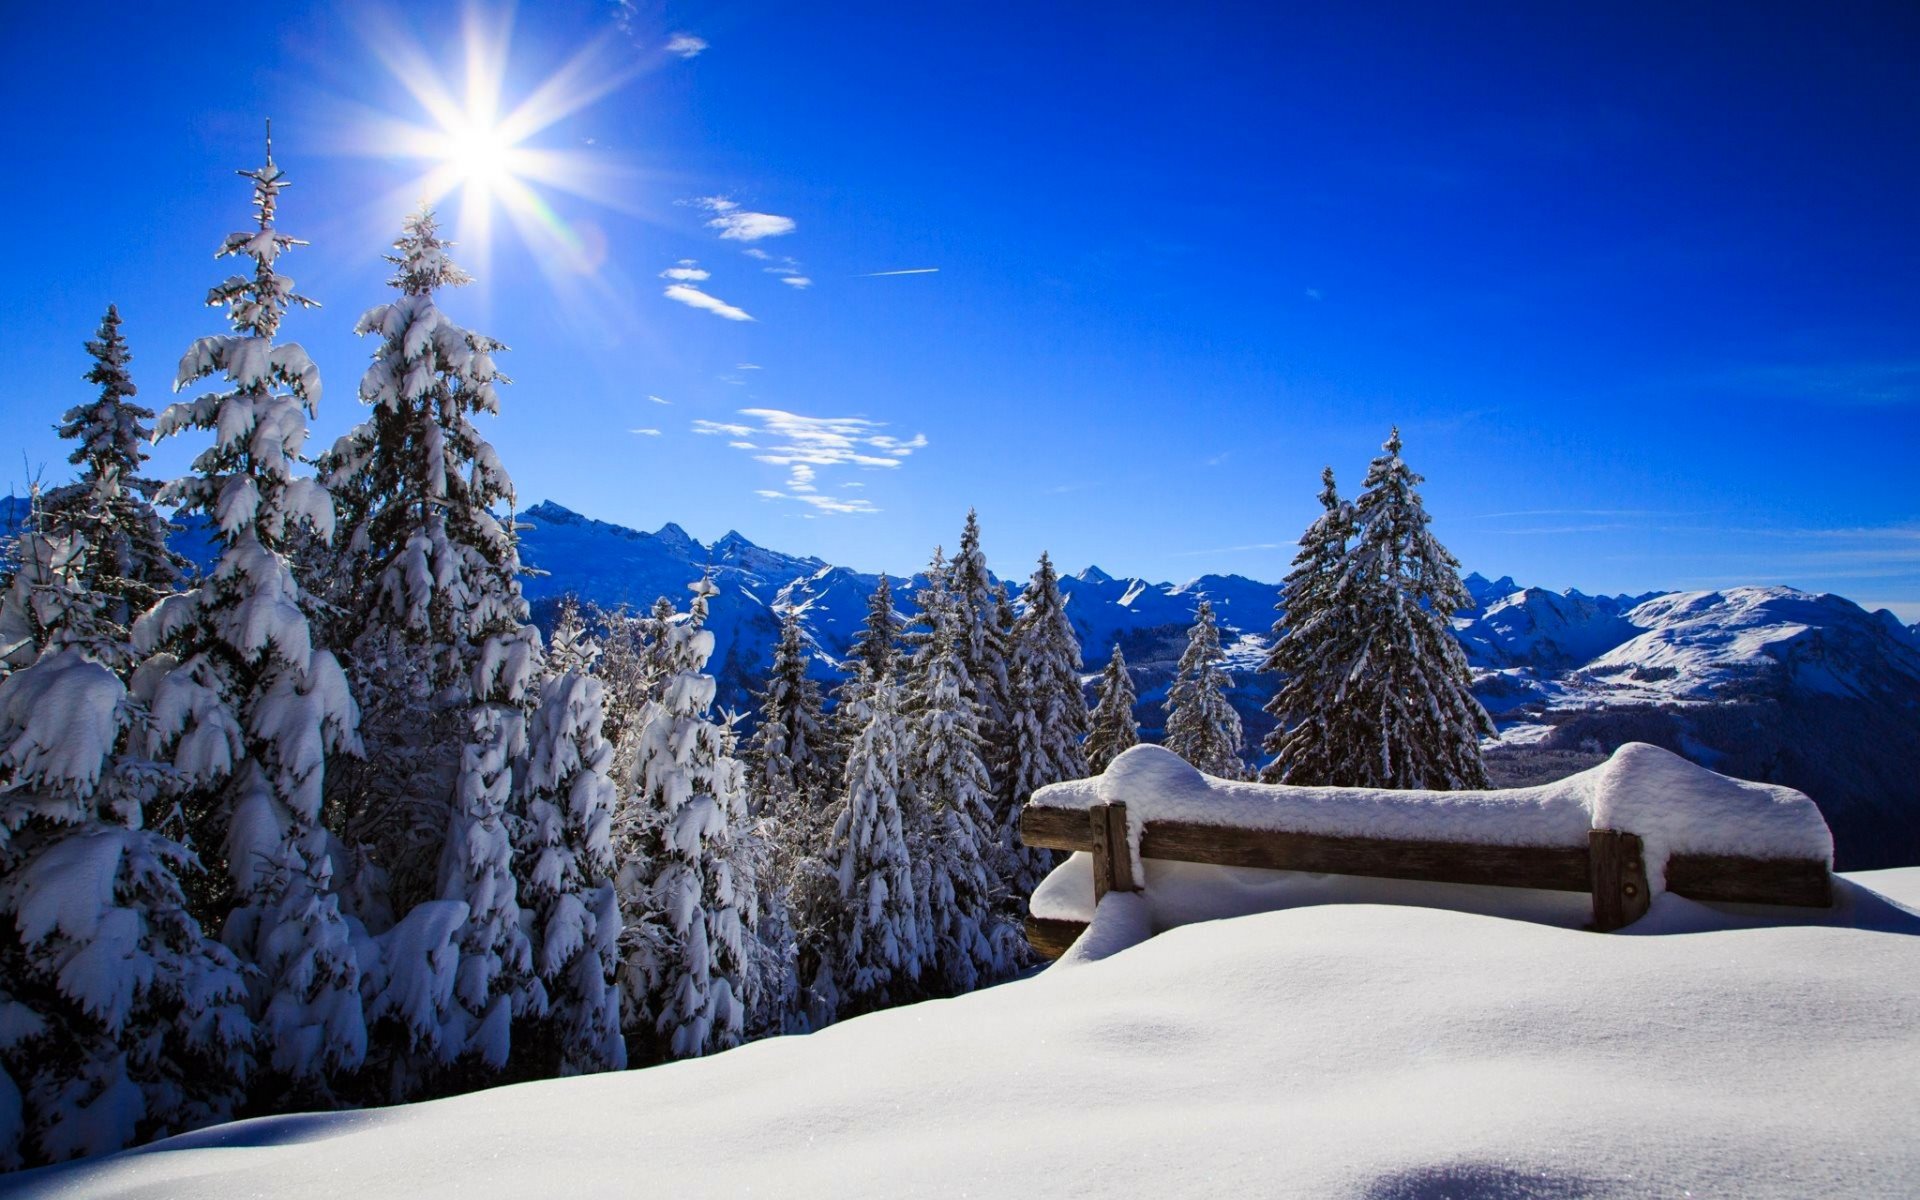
[1020,799,1834,958]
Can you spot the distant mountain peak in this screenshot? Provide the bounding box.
[524,500,585,525]
[653,521,699,552]
[1077,564,1115,585]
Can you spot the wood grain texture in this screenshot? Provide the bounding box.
[1589,829,1651,931]
[1665,852,1833,908]
[1139,821,1594,892]
[1090,804,1117,905]
[1025,915,1088,960]
[1021,805,1094,852]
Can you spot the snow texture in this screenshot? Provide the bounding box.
[22,868,1920,1198]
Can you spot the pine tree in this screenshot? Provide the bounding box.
[1085,644,1140,773]
[830,574,902,758]
[1259,467,1358,784]
[901,565,1009,996]
[1328,428,1494,789]
[1163,599,1247,778]
[0,511,108,676]
[133,141,366,1090]
[516,668,624,1076]
[826,671,918,1015]
[948,510,1010,735]
[0,526,251,1168]
[320,206,529,925]
[543,595,597,681]
[747,604,830,816]
[615,579,758,1062]
[998,553,1088,897]
[39,306,189,627]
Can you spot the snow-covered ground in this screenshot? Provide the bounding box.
[13,869,1920,1199]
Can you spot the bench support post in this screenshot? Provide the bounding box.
[1590,829,1651,932]
[1090,800,1136,904]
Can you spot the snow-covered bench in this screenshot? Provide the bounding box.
[1021,742,1834,956]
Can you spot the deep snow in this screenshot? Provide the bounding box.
[12,870,1920,1199]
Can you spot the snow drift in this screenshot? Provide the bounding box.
[14,870,1920,1199]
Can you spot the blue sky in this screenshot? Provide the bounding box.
[3,2,1918,616]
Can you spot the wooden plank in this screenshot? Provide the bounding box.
[1026,915,1088,960]
[1139,820,1593,892]
[1105,802,1136,894]
[1666,853,1832,909]
[1020,804,1094,852]
[1089,804,1114,904]
[1590,829,1651,932]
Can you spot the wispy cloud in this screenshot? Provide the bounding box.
[1468,508,1668,521]
[780,276,813,289]
[686,196,796,241]
[648,395,670,405]
[665,33,708,58]
[1699,360,1920,407]
[859,267,940,277]
[737,363,762,371]
[1304,287,1323,301]
[660,259,709,282]
[695,408,929,515]
[1171,542,1285,558]
[663,282,753,321]
[628,427,662,436]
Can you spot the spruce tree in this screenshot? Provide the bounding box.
[747,604,830,816]
[0,526,251,1168]
[901,568,1008,996]
[319,206,529,918]
[1085,644,1140,773]
[1163,599,1247,778]
[830,574,901,758]
[1259,467,1358,784]
[40,306,188,626]
[1330,428,1494,789]
[543,594,597,680]
[517,668,624,1076]
[826,671,918,1015]
[998,553,1088,897]
[135,141,366,1089]
[948,510,1010,735]
[614,579,758,1062]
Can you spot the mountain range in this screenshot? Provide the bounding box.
[8,494,1918,870]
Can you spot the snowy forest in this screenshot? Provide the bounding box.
[0,147,1501,1170]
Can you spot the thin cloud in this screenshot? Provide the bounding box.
[1171,542,1285,558]
[648,395,670,405]
[781,276,813,289]
[1305,287,1323,301]
[737,363,762,371]
[742,247,771,260]
[660,259,710,282]
[663,283,754,322]
[684,196,795,242]
[628,427,662,436]
[859,267,940,277]
[698,408,929,515]
[665,33,708,58]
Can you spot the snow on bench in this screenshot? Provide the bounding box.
[1022,742,1833,956]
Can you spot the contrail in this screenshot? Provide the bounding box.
[858,267,940,277]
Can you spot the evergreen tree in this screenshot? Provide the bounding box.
[901,566,1008,996]
[0,526,251,1168]
[320,206,529,923]
[747,604,830,816]
[542,595,597,681]
[1327,428,1494,789]
[1259,467,1358,784]
[830,574,902,758]
[1163,599,1246,778]
[40,306,188,627]
[1085,644,1140,773]
[826,671,918,1015]
[517,668,624,1076]
[0,511,105,676]
[134,142,366,1089]
[615,579,758,1062]
[948,510,1011,738]
[998,553,1088,897]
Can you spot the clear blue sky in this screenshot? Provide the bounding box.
[3,2,1918,616]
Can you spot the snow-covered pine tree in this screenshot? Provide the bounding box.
[0,508,107,676]
[614,578,759,1062]
[997,553,1088,897]
[1259,467,1358,785]
[1085,644,1140,773]
[1162,599,1247,778]
[826,670,918,1016]
[39,306,189,627]
[830,574,902,758]
[1333,428,1494,789]
[747,604,830,816]
[0,523,251,1168]
[516,666,624,1076]
[948,510,1010,736]
[542,594,598,681]
[320,206,530,931]
[134,141,366,1089]
[901,563,1009,996]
